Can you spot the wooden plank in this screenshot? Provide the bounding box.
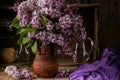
[69,4,100,7]
[0,72,69,80]
[93,7,99,60]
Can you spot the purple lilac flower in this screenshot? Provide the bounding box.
[46,20,54,31]
[63,47,74,56]
[12,70,21,80]
[50,8,62,18]
[15,0,86,63]
[28,72,34,80]
[35,31,47,42]
[17,1,28,17]
[31,10,41,28]
[46,0,65,18]
[17,1,30,27]
[26,0,37,10]
[21,69,29,77]
[59,14,73,29]
[55,25,62,30]
[35,0,65,18]
[56,34,65,46]
[55,69,73,78]
[36,0,47,8]
[61,29,72,37]
[72,54,78,63]
[73,15,84,26]
[81,28,87,40]
[27,33,35,38]
[19,13,30,27]
[50,34,57,44]
[12,1,19,12]
[5,66,34,79]
[47,33,57,44]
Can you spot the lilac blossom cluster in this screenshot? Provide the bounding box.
[17,0,65,27]
[5,66,34,80]
[15,0,87,63]
[55,69,73,78]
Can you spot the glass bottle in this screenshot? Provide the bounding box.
[17,44,34,66]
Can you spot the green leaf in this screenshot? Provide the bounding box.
[31,41,37,53]
[10,18,20,28]
[17,33,26,44]
[22,37,31,44]
[26,43,32,48]
[28,28,35,32]
[41,16,47,27]
[17,32,30,44]
[18,28,26,34]
[15,15,19,19]
[10,15,20,28]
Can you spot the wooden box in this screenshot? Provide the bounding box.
[57,4,100,67]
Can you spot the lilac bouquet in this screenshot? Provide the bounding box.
[11,0,87,63]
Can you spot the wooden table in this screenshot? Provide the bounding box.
[0,72,69,80]
[0,55,85,80]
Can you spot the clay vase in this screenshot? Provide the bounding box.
[32,45,59,78]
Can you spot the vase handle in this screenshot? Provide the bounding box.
[82,37,94,62]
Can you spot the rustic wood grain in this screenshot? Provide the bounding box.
[0,72,69,80]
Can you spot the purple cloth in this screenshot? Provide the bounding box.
[70,48,120,80]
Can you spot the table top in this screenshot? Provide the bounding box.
[0,55,87,80]
[0,72,69,80]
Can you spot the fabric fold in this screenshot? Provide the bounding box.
[70,48,120,80]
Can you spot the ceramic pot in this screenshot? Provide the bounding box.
[32,45,59,78]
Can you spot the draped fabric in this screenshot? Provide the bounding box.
[70,48,120,80]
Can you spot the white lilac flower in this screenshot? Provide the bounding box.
[5,66,17,74]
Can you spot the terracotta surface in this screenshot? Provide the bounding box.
[33,54,58,78]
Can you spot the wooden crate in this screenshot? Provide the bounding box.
[77,4,100,60]
[56,4,100,67]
